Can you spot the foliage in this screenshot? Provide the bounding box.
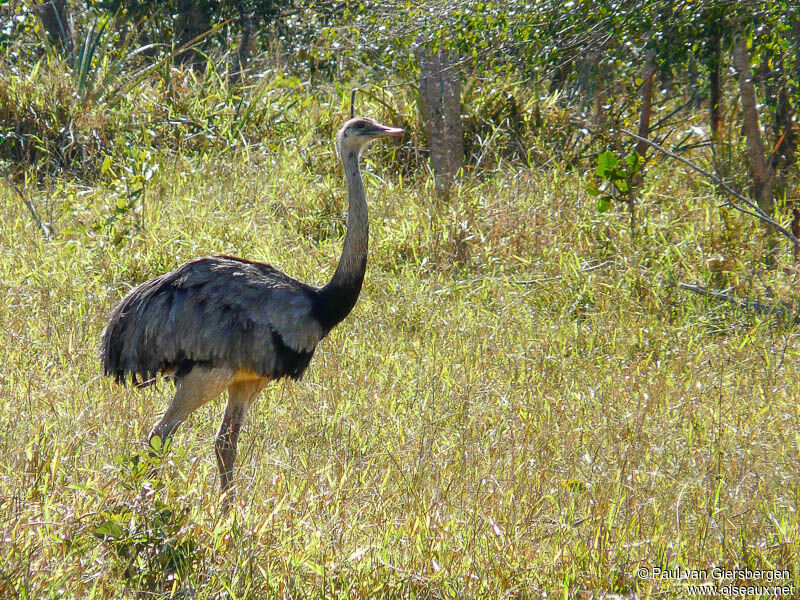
[90,450,199,591]
[587,149,643,238]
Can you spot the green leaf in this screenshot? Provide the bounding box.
[597,196,612,213]
[596,151,618,178]
[585,182,601,197]
[115,198,132,214]
[625,151,642,176]
[94,519,124,540]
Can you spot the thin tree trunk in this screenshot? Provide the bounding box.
[768,63,795,201]
[623,48,657,242]
[34,0,74,61]
[417,47,445,192]
[774,78,795,170]
[777,18,800,173]
[732,36,774,215]
[548,63,568,96]
[709,34,722,141]
[635,49,657,159]
[175,0,211,67]
[442,52,464,184]
[416,46,464,200]
[231,0,255,83]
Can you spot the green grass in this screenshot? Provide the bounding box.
[2,78,800,599]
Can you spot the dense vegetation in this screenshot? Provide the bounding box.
[2,1,799,598]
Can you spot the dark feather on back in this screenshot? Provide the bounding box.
[101,256,324,384]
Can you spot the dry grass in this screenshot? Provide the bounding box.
[1,77,800,599]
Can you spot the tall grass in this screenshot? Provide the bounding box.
[1,57,799,599]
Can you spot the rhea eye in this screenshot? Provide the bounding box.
[356,122,365,129]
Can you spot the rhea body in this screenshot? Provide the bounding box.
[101,117,403,495]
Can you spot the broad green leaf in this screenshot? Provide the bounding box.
[625,152,642,176]
[94,519,124,540]
[596,151,618,178]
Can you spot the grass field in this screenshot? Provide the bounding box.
[2,80,800,599]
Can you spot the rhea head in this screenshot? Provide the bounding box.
[336,117,404,158]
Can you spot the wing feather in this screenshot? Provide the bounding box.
[101,256,324,383]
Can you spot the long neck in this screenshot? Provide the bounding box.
[315,146,368,331]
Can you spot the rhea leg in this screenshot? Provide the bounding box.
[148,367,234,450]
[215,380,266,494]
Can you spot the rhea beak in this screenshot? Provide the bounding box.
[371,125,404,138]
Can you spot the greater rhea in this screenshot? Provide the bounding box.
[101,117,403,497]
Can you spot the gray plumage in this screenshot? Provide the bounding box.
[99,117,403,502]
[102,256,323,384]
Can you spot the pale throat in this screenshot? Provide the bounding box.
[328,143,369,288]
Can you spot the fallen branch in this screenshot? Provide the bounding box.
[517,260,615,285]
[678,282,799,320]
[4,176,53,238]
[619,129,800,249]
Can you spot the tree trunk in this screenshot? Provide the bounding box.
[635,49,657,159]
[231,0,256,83]
[34,0,74,61]
[175,0,211,67]
[548,63,568,96]
[416,46,464,200]
[442,53,464,183]
[766,60,795,201]
[777,90,795,165]
[708,34,722,141]
[732,36,774,215]
[772,66,795,172]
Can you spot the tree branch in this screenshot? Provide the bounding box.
[4,176,53,238]
[619,129,800,248]
[679,282,799,320]
[516,260,615,285]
